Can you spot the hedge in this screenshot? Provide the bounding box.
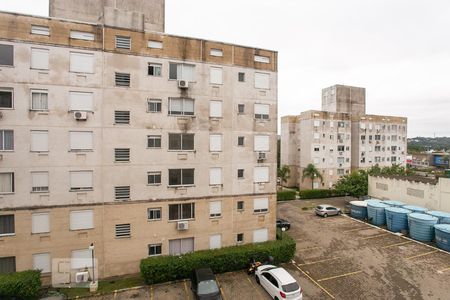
[298,189,345,199]
[0,270,41,300]
[277,190,297,201]
[140,235,296,284]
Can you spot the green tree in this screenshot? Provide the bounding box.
[277,165,291,186]
[334,170,368,197]
[302,164,323,189]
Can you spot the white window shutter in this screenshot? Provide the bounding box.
[32,213,50,233]
[70,171,93,189]
[31,172,49,189]
[254,135,269,151]
[70,31,95,41]
[31,48,49,70]
[254,104,269,115]
[253,228,268,243]
[30,131,48,152]
[209,168,222,185]
[209,100,222,118]
[71,249,92,269]
[209,201,221,215]
[70,52,94,73]
[70,131,93,150]
[70,210,94,230]
[209,234,221,249]
[253,198,268,211]
[69,92,93,111]
[210,67,223,84]
[209,134,222,152]
[33,253,51,273]
[254,72,270,89]
[314,120,320,127]
[314,133,320,139]
[253,166,269,183]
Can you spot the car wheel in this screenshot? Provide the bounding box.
[323,213,328,218]
[255,276,260,285]
[274,297,279,300]
[338,211,342,215]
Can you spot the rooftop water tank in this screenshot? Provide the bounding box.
[402,205,428,214]
[408,213,438,242]
[350,201,368,220]
[367,202,390,226]
[434,224,450,251]
[427,211,450,224]
[385,207,411,232]
[383,200,405,207]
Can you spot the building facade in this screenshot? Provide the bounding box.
[0,1,278,280]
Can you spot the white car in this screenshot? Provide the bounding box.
[255,265,303,300]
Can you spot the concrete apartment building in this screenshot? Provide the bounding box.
[281,85,407,189]
[0,0,278,280]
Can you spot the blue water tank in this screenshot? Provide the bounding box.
[402,205,428,214]
[427,211,450,224]
[434,224,450,251]
[383,200,405,207]
[350,201,368,220]
[367,202,390,225]
[408,213,438,242]
[385,207,411,232]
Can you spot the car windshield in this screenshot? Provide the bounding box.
[316,206,324,209]
[282,282,300,292]
[198,279,219,295]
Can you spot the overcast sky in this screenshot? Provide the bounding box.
[1,0,449,137]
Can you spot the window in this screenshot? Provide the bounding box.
[238,136,245,146]
[31,172,49,192]
[148,99,162,112]
[30,130,48,152]
[69,131,93,151]
[209,100,222,118]
[314,146,320,152]
[254,55,270,63]
[254,198,269,213]
[209,168,222,185]
[0,44,14,66]
[115,148,130,162]
[253,228,268,243]
[237,201,244,210]
[70,52,94,73]
[237,169,244,179]
[209,201,222,218]
[147,135,162,148]
[148,63,162,76]
[148,40,163,49]
[70,31,95,41]
[169,237,194,255]
[209,234,221,249]
[253,166,269,183]
[337,145,345,152]
[237,233,244,243]
[210,67,223,84]
[69,210,93,230]
[168,203,195,220]
[0,173,14,193]
[147,208,161,220]
[254,104,269,120]
[31,48,49,70]
[254,135,269,152]
[30,90,48,111]
[71,249,92,269]
[33,253,50,273]
[32,212,50,233]
[169,63,195,81]
[337,169,345,175]
[209,134,222,152]
[168,98,194,115]
[254,72,270,89]
[313,120,320,127]
[0,257,16,274]
[169,133,194,150]
[148,244,162,256]
[115,186,130,200]
[115,223,131,238]
[147,172,161,185]
[114,111,130,124]
[69,91,93,111]
[338,121,345,128]
[238,72,245,82]
[0,215,14,236]
[31,25,49,36]
[0,130,13,151]
[69,171,93,191]
[0,88,13,108]
[168,169,194,186]
[313,133,319,140]
[238,104,245,114]
[115,36,131,49]
[210,49,223,57]
[115,72,130,87]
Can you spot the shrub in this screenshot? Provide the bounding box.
[0,270,42,300]
[298,189,345,199]
[140,235,296,284]
[277,190,297,201]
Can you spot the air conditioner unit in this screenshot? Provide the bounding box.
[73,111,88,121]
[75,271,89,283]
[258,152,266,161]
[177,221,189,230]
[178,80,189,89]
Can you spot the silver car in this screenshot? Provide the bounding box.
[315,204,342,217]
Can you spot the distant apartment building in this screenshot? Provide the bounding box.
[281,85,407,189]
[0,0,278,280]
